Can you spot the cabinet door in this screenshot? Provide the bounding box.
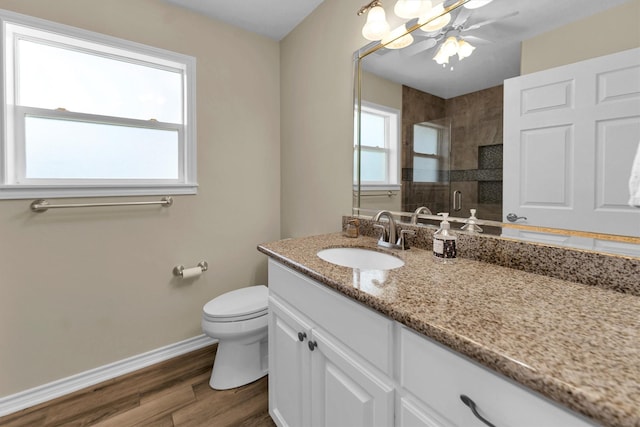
[398,394,451,427]
[309,328,394,427]
[399,327,597,427]
[269,297,313,427]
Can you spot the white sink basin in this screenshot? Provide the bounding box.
[317,247,404,270]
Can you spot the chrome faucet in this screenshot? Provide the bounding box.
[372,210,400,249]
[411,206,432,224]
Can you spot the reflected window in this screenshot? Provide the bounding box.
[354,102,400,187]
[413,122,444,183]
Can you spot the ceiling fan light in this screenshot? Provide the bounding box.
[394,0,432,19]
[463,0,493,9]
[418,4,451,32]
[382,24,414,49]
[441,36,459,57]
[457,39,475,59]
[433,46,449,64]
[362,6,391,41]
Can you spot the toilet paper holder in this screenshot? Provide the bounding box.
[173,261,209,278]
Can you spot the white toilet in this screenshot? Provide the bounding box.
[201,285,269,390]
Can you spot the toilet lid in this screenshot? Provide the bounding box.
[203,285,268,319]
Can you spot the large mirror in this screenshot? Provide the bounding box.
[354,0,640,257]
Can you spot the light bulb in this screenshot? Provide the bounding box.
[362,6,390,41]
[463,0,494,9]
[457,39,475,59]
[382,24,414,49]
[394,0,432,19]
[433,46,449,64]
[418,3,451,32]
[441,36,459,57]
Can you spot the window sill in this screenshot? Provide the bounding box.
[0,183,198,200]
[353,184,401,192]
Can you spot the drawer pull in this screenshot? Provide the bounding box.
[298,332,307,342]
[308,340,318,351]
[460,395,496,427]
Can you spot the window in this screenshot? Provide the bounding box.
[354,102,400,189]
[413,122,445,183]
[0,10,197,199]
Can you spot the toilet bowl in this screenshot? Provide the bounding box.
[201,285,269,390]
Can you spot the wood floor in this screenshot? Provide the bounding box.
[0,344,276,427]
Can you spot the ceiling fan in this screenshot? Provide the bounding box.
[399,7,519,61]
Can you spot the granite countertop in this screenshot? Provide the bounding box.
[258,233,640,427]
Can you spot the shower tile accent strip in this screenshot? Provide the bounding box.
[344,216,640,296]
[258,232,640,427]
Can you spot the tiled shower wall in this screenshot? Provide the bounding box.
[401,85,504,220]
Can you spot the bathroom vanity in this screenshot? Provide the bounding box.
[258,233,640,427]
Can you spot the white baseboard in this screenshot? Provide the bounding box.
[0,334,217,417]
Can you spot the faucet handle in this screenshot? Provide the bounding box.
[397,229,416,250]
[373,224,386,241]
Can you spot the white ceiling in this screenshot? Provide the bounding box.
[361,0,634,98]
[163,0,326,41]
[163,0,634,98]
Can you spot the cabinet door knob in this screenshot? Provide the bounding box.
[460,395,496,427]
[298,332,307,342]
[308,340,318,351]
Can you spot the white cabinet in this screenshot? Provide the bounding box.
[268,260,597,427]
[398,327,597,427]
[309,328,395,427]
[268,297,312,427]
[268,260,394,427]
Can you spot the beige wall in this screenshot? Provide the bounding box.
[0,0,280,396]
[521,0,640,74]
[361,71,403,110]
[280,0,368,237]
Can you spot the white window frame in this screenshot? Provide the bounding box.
[354,101,401,191]
[0,9,198,199]
[412,122,446,183]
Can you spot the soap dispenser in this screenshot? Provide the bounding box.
[344,219,360,238]
[461,208,483,233]
[433,213,457,262]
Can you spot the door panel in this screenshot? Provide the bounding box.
[310,329,394,427]
[269,297,313,427]
[504,47,640,244]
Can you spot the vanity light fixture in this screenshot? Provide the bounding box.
[394,0,432,19]
[382,24,414,49]
[418,3,451,32]
[358,0,433,43]
[358,0,490,52]
[358,1,391,41]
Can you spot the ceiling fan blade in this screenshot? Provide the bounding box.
[461,11,519,32]
[400,38,439,57]
[450,7,473,28]
[462,35,492,45]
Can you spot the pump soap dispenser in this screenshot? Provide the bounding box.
[433,213,457,262]
[461,208,483,233]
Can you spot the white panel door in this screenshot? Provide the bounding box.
[310,328,394,427]
[504,47,640,239]
[269,297,313,427]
